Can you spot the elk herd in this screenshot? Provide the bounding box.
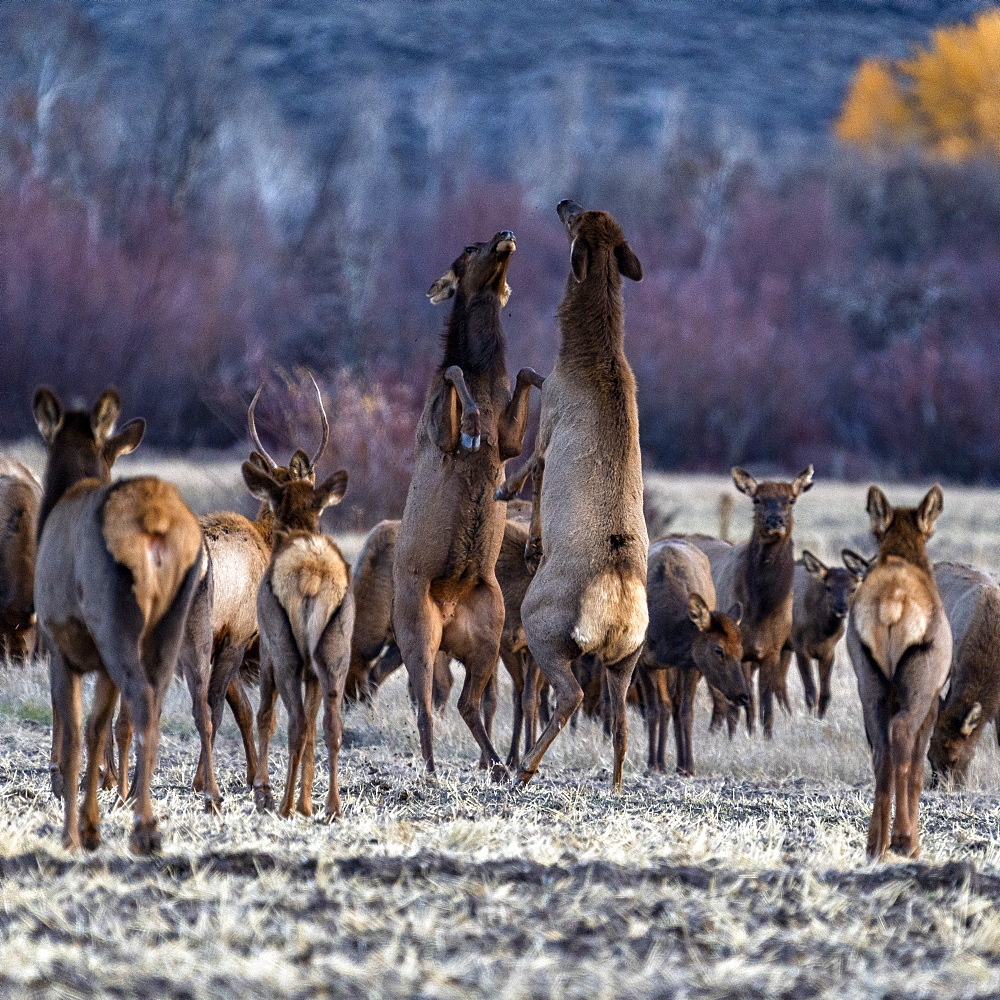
[0,201,997,862]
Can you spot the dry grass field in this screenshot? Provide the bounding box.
[4,457,1000,998]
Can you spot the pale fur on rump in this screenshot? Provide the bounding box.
[272,535,350,662]
[572,572,649,665]
[102,477,203,630]
[853,556,936,679]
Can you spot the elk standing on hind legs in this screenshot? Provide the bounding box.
[392,231,542,780]
[33,388,203,854]
[242,452,354,820]
[501,200,647,792]
[847,485,951,859]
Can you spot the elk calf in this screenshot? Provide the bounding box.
[927,561,1000,786]
[34,388,203,853]
[847,485,951,858]
[242,457,353,820]
[782,550,867,718]
[639,538,748,775]
[0,456,41,661]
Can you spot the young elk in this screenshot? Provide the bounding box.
[927,561,1000,787]
[500,201,647,792]
[0,455,41,662]
[781,549,867,718]
[847,485,951,858]
[691,466,814,738]
[393,230,542,779]
[638,538,748,776]
[242,455,354,820]
[33,388,203,853]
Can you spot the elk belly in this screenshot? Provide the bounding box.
[572,572,648,664]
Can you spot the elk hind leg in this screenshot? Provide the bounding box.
[604,648,642,792]
[80,672,118,850]
[51,657,83,850]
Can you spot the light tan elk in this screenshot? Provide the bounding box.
[691,466,814,738]
[501,201,647,791]
[392,230,542,778]
[0,455,41,661]
[33,388,203,853]
[847,485,951,859]
[638,538,748,775]
[242,454,353,819]
[780,549,867,718]
[928,561,1000,787]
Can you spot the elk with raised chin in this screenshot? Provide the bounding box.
[33,387,203,853]
[242,447,353,819]
[690,466,814,738]
[392,230,542,778]
[0,455,41,662]
[499,200,647,791]
[847,484,951,858]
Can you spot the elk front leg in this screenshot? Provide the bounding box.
[50,656,83,850]
[498,368,544,460]
[495,453,535,502]
[254,656,279,813]
[816,651,835,719]
[436,366,481,452]
[525,452,545,571]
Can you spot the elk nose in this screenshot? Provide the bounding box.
[737,693,751,708]
[765,515,784,530]
[499,231,514,241]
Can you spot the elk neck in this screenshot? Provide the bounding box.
[557,254,626,368]
[745,532,795,619]
[441,290,507,378]
[875,515,933,575]
[38,448,105,537]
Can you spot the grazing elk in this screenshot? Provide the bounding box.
[639,538,749,775]
[847,485,951,858]
[691,466,814,739]
[392,230,542,778]
[242,453,354,819]
[500,201,647,791]
[33,388,203,853]
[0,455,41,661]
[781,549,867,719]
[927,561,1000,787]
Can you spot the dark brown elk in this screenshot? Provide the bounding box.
[500,201,647,791]
[638,538,748,775]
[690,466,814,738]
[392,230,542,778]
[0,455,41,661]
[781,549,867,718]
[242,455,353,819]
[33,388,203,853]
[847,485,951,858]
[927,561,1000,787]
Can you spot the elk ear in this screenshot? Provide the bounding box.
[726,601,743,627]
[791,465,815,497]
[866,485,892,536]
[32,387,63,444]
[841,548,870,580]
[570,237,589,282]
[105,418,145,463]
[427,269,458,304]
[917,484,944,536]
[288,449,312,481]
[246,451,271,472]
[241,460,281,506]
[615,241,643,282]
[314,470,348,511]
[90,389,121,440]
[687,593,713,631]
[960,701,982,736]
[801,550,826,578]
[731,467,758,497]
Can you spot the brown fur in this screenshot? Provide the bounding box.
[847,484,951,859]
[928,561,1000,786]
[34,387,203,855]
[504,201,647,791]
[393,230,541,779]
[639,538,748,776]
[689,466,813,739]
[0,457,41,661]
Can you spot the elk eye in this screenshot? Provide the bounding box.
[752,497,760,505]
[714,645,724,657]
[464,245,478,254]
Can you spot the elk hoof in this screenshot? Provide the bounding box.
[323,805,342,824]
[204,793,223,815]
[254,785,275,814]
[80,823,101,852]
[50,768,64,801]
[130,820,161,856]
[489,762,508,783]
[524,536,542,572]
[495,485,513,502]
[461,433,481,451]
[514,767,535,787]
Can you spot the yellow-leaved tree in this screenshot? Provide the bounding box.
[836,10,1000,159]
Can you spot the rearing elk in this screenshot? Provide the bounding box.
[847,485,951,859]
[392,230,542,778]
[34,388,203,853]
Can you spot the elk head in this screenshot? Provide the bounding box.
[33,387,145,531]
[731,466,814,542]
[556,199,642,284]
[687,594,749,708]
[801,550,862,621]
[928,700,982,787]
[866,484,943,553]
[241,462,348,536]
[427,231,516,307]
